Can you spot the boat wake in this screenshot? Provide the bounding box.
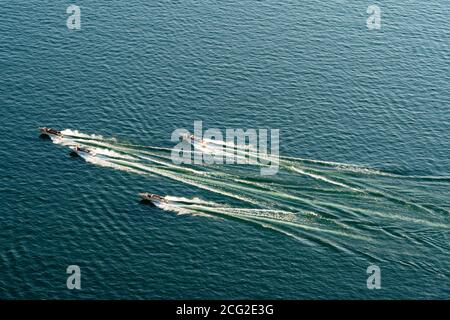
[45,129,450,256]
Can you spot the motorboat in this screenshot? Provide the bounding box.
[69,145,93,157]
[139,193,168,205]
[39,127,62,137]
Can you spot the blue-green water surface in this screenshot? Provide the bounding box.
[1,1,449,299]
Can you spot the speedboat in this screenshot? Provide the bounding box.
[69,145,93,157]
[139,193,168,205]
[39,127,62,137]
[182,133,204,144]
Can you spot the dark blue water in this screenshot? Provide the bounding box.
[1,1,449,299]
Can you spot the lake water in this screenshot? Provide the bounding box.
[1,1,449,299]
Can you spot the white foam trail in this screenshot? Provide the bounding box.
[289,166,363,193]
[52,136,136,161]
[90,147,136,160]
[193,142,250,164]
[155,202,196,215]
[83,155,150,176]
[223,214,318,246]
[357,208,450,229]
[68,138,210,175]
[185,204,370,241]
[59,128,400,178]
[132,153,206,175]
[90,135,271,172]
[334,164,394,176]
[164,196,219,205]
[154,199,315,243]
[282,155,357,167]
[188,139,274,167]
[397,175,450,181]
[117,143,174,152]
[232,178,277,189]
[231,213,370,241]
[109,159,261,205]
[154,201,218,219]
[51,136,77,146]
[211,207,298,222]
[89,137,449,183]
[156,201,322,246]
[202,138,258,152]
[61,129,111,141]
[194,173,351,219]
